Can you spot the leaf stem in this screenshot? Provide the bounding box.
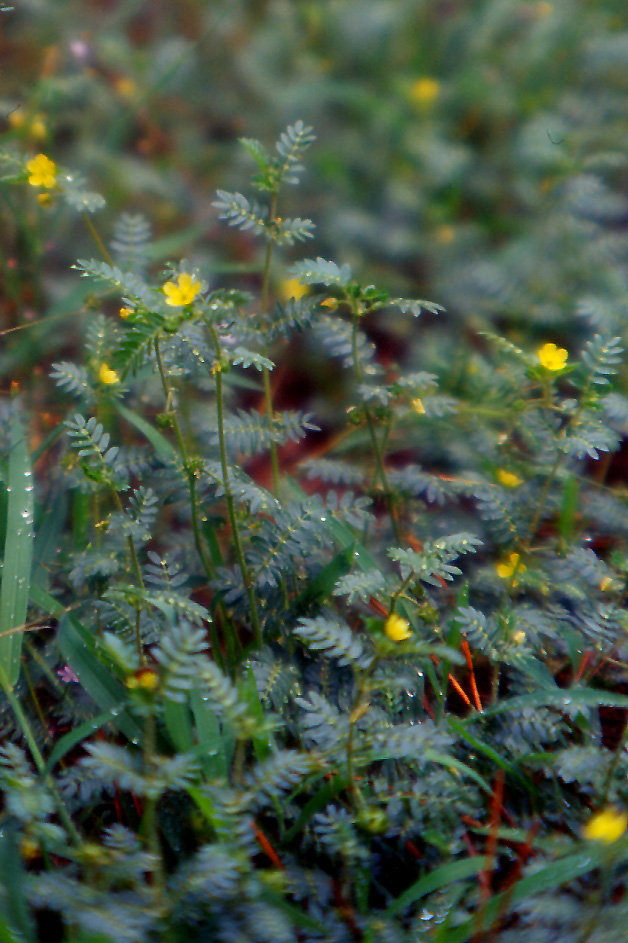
[207,326,263,647]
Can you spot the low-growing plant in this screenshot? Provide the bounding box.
[2,119,628,943]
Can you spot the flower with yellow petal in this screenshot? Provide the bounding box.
[409,77,440,107]
[412,398,426,415]
[512,630,526,645]
[583,808,628,844]
[163,273,201,307]
[496,552,526,580]
[119,307,133,319]
[99,364,119,386]
[496,468,522,488]
[26,153,56,189]
[278,278,307,302]
[537,342,568,372]
[385,614,412,642]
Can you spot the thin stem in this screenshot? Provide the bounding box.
[0,663,81,846]
[213,356,263,646]
[141,710,166,893]
[350,308,402,543]
[260,192,281,494]
[346,660,378,808]
[82,211,113,265]
[153,338,215,584]
[153,336,231,671]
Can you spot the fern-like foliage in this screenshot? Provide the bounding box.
[110,212,152,272]
[388,533,482,586]
[65,414,128,490]
[292,614,373,668]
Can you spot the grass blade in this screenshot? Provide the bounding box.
[0,408,34,689]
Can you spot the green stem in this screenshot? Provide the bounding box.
[153,337,231,671]
[261,192,281,495]
[212,354,263,647]
[350,308,402,543]
[0,663,81,846]
[141,710,165,893]
[346,660,378,809]
[82,211,113,266]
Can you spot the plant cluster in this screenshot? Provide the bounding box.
[1,114,628,942]
[2,2,628,941]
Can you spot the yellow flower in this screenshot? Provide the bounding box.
[126,668,159,691]
[29,115,47,141]
[496,468,522,488]
[409,77,440,108]
[582,808,628,844]
[26,153,56,189]
[119,307,133,319]
[385,614,412,642]
[163,273,201,307]
[537,342,568,372]
[496,552,526,580]
[99,364,119,385]
[435,224,455,245]
[536,1,553,17]
[278,278,307,302]
[412,398,426,415]
[512,630,526,645]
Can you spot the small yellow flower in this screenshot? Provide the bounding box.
[537,342,568,372]
[278,278,308,302]
[126,668,159,691]
[29,115,48,141]
[99,364,120,385]
[412,398,426,415]
[435,224,455,245]
[583,808,628,844]
[119,307,133,319]
[512,630,526,645]
[385,614,412,642]
[8,107,26,128]
[496,553,526,580]
[26,153,56,189]
[163,273,201,307]
[496,468,522,488]
[409,77,440,108]
[114,76,137,100]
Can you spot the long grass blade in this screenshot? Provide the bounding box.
[0,408,34,689]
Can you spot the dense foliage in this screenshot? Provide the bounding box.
[2,3,628,941]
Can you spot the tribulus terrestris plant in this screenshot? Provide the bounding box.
[3,119,628,943]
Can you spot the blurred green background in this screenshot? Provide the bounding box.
[2,0,628,386]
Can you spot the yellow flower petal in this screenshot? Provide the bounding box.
[412,398,426,415]
[278,278,307,302]
[119,307,133,319]
[99,364,119,385]
[583,808,628,844]
[496,552,526,580]
[385,614,412,642]
[26,153,56,189]
[163,272,201,307]
[537,342,568,372]
[409,77,440,107]
[496,468,522,488]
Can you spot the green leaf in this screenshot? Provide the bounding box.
[115,402,178,463]
[31,585,142,744]
[384,856,489,917]
[0,408,34,688]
